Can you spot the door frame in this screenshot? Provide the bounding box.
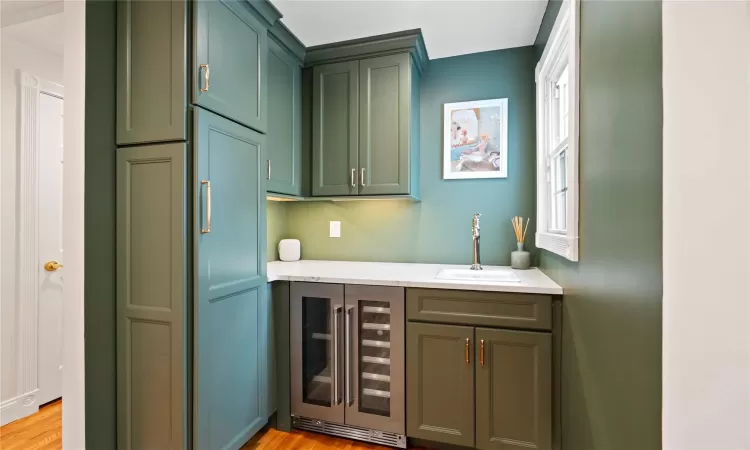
[0,71,64,426]
[62,1,87,447]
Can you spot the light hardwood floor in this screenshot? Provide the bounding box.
[0,400,62,450]
[0,402,393,450]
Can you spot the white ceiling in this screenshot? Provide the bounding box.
[270,0,548,59]
[2,12,64,56]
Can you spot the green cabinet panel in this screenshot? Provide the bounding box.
[475,328,552,450]
[194,0,267,133]
[116,143,187,450]
[311,53,419,198]
[117,0,186,144]
[194,108,267,450]
[266,38,302,196]
[262,283,276,419]
[406,288,553,330]
[358,54,410,195]
[406,322,475,447]
[312,61,359,196]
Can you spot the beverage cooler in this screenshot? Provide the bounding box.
[290,282,406,447]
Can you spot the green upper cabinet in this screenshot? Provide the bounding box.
[193,0,269,133]
[266,37,302,196]
[475,328,552,450]
[312,61,360,196]
[358,54,411,195]
[308,30,427,198]
[193,108,267,450]
[116,0,187,145]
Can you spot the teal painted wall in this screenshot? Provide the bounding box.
[85,0,118,447]
[537,2,663,449]
[274,47,538,265]
[533,0,562,60]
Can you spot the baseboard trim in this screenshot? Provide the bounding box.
[0,390,40,426]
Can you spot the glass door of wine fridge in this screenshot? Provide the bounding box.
[344,285,405,434]
[291,282,345,424]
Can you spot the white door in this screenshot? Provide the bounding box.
[38,92,64,406]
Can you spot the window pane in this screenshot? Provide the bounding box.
[555,64,569,145]
[549,147,568,233]
[552,191,567,232]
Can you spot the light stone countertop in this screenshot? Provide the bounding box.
[267,260,563,295]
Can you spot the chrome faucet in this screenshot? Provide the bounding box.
[470,214,482,270]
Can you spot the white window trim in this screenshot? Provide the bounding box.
[535,0,580,262]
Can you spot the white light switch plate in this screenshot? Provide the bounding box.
[329,221,341,238]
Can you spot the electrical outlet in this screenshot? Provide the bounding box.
[329,221,341,238]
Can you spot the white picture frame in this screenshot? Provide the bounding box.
[443,98,509,179]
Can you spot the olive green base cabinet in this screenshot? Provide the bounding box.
[406,289,554,450]
[475,328,552,450]
[406,323,475,447]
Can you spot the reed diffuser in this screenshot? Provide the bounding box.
[511,216,531,270]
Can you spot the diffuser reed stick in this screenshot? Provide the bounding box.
[512,216,530,243]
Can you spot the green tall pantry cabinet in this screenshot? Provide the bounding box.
[116,0,286,448]
[308,30,427,198]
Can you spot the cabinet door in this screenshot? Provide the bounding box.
[194,108,267,450]
[266,38,302,196]
[345,285,405,435]
[312,61,359,196]
[406,323,474,447]
[194,0,267,132]
[290,282,346,424]
[358,54,410,195]
[116,143,187,450]
[117,0,186,144]
[475,328,552,450]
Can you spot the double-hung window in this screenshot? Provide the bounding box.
[536,0,579,261]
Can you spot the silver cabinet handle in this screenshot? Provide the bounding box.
[345,306,353,406]
[267,160,271,180]
[360,168,366,187]
[200,64,210,92]
[350,168,356,188]
[200,180,211,234]
[333,306,343,405]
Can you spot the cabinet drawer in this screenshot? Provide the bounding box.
[406,288,552,330]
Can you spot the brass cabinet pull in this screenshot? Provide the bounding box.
[360,168,366,187]
[465,338,470,365]
[350,168,356,187]
[267,160,271,180]
[200,64,210,92]
[480,339,485,367]
[200,180,211,234]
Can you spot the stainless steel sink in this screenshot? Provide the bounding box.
[435,268,521,283]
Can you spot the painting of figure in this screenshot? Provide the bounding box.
[443,98,508,179]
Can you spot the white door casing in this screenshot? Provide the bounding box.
[37,91,64,406]
[0,71,64,426]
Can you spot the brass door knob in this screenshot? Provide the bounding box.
[44,261,64,272]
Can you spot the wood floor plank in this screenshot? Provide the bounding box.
[0,400,401,450]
